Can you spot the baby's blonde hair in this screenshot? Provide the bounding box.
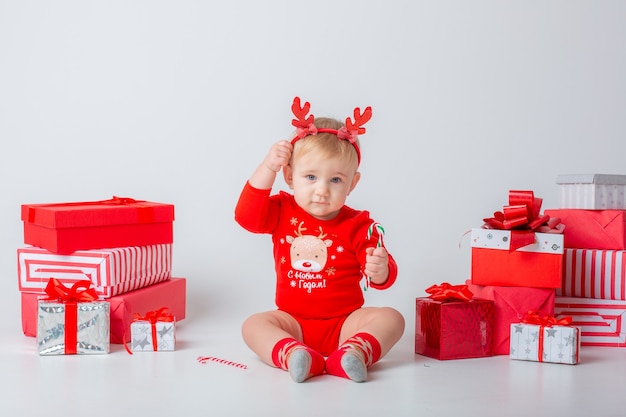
[291,117,360,170]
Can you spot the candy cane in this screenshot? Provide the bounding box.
[364,222,385,290]
[197,356,248,370]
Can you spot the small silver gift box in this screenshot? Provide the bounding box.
[37,300,110,355]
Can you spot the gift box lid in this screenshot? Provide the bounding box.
[470,228,563,254]
[556,174,626,185]
[21,197,175,228]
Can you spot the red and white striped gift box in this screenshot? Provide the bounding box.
[18,244,172,298]
[558,248,626,300]
[554,296,626,347]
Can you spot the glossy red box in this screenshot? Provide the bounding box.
[415,297,494,360]
[545,209,626,250]
[22,278,186,344]
[21,197,174,254]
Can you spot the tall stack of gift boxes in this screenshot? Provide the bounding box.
[546,174,626,348]
[416,175,626,364]
[17,197,186,355]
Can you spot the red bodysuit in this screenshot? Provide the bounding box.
[235,182,398,353]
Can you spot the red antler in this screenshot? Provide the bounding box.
[345,106,372,135]
[291,97,314,128]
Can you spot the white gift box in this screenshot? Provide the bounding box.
[558,248,626,300]
[557,174,626,209]
[130,319,176,352]
[555,296,626,347]
[509,322,580,364]
[18,244,172,298]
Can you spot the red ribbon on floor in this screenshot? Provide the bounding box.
[482,190,564,251]
[425,282,473,302]
[44,278,98,354]
[521,310,574,362]
[127,307,175,353]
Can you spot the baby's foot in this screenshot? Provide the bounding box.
[340,350,367,382]
[287,348,312,383]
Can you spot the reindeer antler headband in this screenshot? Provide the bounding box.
[290,96,372,165]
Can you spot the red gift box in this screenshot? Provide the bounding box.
[544,209,626,250]
[470,228,563,288]
[22,277,186,344]
[467,282,556,355]
[21,197,175,254]
[558,248,626,300]
[554,296,626,347]
[415,296,494,360]
[18,244,172,298]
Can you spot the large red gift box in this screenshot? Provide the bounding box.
[18,244,172,298]
[21,197,174,254]
[470,228,563,288]
[22,277,186,344]
[544,209,626,250]
[558,248,626,300]
[467,282,556,355]
[554,296,626,347]
[415,297,493,360]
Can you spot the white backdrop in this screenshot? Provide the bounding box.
[1,0,625,337]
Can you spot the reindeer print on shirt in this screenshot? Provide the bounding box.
[284,220,336,293]
[286,221,333,272]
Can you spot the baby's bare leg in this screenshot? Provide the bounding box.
[340,307,405,356]
[241,310,303,366]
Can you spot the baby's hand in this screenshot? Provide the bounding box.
[264,140,293,173]
[364,246,389,285]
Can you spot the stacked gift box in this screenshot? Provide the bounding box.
[467,190,574,363]
[545,174,626,348]
[17,196,187,354]
[415,190,581,364]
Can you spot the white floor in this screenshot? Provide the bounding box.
[2,311,625,417]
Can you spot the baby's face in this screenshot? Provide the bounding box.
[287,152,360,221]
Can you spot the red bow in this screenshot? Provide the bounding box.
[132,307,175,324]
[43,278,99,354]
[520,310,575,363]
[425,282,473,302]
[44,278,98,303]
[482,190,564,251]
[521,310,573,327]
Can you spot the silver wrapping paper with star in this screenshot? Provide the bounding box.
[509,323,580,364]
[130,319,176,352]
[37,301,110,355]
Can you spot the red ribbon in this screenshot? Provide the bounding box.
[425,282,473,302]
[126,307,175,353]
[482,190,564,251]
[521,310,572,327]
[44,278,99,354]
[521,310,575,362]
